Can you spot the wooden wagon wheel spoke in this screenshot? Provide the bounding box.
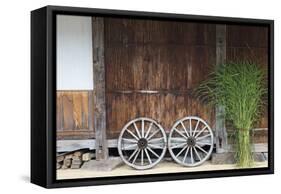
[193,146,202,161]
[128,148,139,161]
[147,146,160,158]
[190,147,194,164]
[173,127,188,139]
[182,147,190,163]
[132,149,141,164]
[168,116,214,167]
[122,138,138,143]
[118,117,167,170]
[194,126,208,138]
[180,121,190,137]
[141,149,144,166]
[192,120,200,136]
[144,148,152,164]
[195,145,208,155]
[133,122,142,138]
[148,137,165,143]
[144,122,154,138]
[189,118,193,136]
[147,129,160,140]
[125,128,139,140]
[175,145,188,158]
[196,134,211,141]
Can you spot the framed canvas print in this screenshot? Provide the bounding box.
[31,5,274,188]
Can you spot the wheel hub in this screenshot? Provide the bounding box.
[138,138,148,149]
[187,136,196,147]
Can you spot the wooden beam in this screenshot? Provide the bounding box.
[92,17,108,160]
[57,139,268,153]
[215,25,228,153]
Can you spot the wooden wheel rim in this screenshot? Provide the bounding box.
[118,117,167,170]
[168,116,214,167]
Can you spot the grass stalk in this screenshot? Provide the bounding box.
[195,61,266,167]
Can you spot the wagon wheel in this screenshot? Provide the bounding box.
[168,116,214,167]
[118,117,167,170]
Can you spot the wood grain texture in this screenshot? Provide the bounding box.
[92,17,108,160]
[215,25,228,153]
[106,93,214,138]
[104,18,216,138]
[56,91,94,140]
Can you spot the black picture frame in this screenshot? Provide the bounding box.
[31,5,274,188]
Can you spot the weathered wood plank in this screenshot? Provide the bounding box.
[57,139,268,153]
[215,25,228,153]
[62,94,75,130]
[88,91,94,131]
[106,93,214,138]
[92,17,108,160]
[56,91,94,140]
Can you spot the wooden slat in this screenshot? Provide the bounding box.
[92,17,108,160]
[88,91,94,131]
[62,94,75,130]
[56,93,63,131]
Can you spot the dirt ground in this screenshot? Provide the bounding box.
[57,159,268,180]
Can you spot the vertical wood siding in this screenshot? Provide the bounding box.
[104,18,216,138]
[56,91,94,139]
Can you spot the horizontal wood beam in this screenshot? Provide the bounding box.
[57,139,116,152]
[107,89,194,95]
[57,139,268,153]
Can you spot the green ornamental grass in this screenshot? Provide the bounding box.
[196,61,267,167]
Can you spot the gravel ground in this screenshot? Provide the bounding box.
[57,159,268,180]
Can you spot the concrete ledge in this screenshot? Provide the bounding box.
[81,157,123,171]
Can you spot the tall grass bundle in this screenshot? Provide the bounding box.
[196,61,266,167]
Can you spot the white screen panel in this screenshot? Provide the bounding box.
[57,15,93,90]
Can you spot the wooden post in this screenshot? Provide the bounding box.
[92,17,108,160]
[215,25,228,153]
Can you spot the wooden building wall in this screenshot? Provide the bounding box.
[57,18,268,141]
[105,18,216,138]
